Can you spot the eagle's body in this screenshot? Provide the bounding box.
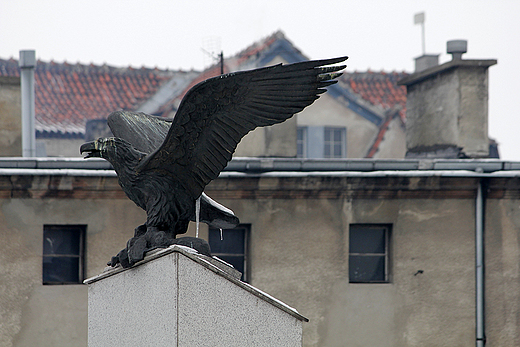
[81,57,347,267]
[106,138,195,235]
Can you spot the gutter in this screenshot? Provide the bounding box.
[1,158,520,176]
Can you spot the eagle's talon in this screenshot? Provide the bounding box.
[108,228,176,268]
[127,236,148,266]
[107,255,119,267]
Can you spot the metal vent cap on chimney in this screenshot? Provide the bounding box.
[447,40,467,60]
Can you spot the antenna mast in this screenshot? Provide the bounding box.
[414,12,426,55]
[202,37,224,75]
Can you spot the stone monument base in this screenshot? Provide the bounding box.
[85,245,307,346]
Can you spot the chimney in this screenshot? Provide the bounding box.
[447,40,467,60]
[19,50,36,157]
[414,54,439,72]
[398,40,497,158]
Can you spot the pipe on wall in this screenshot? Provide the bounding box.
[476,179,486,346]
[19,50,36,157]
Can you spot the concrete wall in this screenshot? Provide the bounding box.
[235,117,297,157]
[1,173,519,346]
[234,90,382,159]
[484,198,520,346]
[0,76,22,156]
[373,116,406,159]
[38,138,85,157]
[405,69,461,153]
[402,60,496,158]
[205,176,480,346]
[457,67,490,157]
[297,94,380,158]
[0,175,146,347]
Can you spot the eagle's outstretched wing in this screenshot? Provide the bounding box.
[107,111,172,154]
[139,57,348,199]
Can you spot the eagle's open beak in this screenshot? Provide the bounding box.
[80,141,101,159]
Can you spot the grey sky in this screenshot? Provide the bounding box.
[2,0,519,159]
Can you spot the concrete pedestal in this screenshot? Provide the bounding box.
[85,245,307,347]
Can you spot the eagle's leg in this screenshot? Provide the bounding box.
[143,226,176,248]
[107,220,190,268]
[118,226,175,267]
[107,224,148,267]
[134,223,147,237]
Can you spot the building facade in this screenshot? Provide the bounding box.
[1,158,519,346]
[0,32,510,347]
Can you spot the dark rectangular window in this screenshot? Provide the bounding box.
[324,127,346,158]
[43,225,86,285]
[208,225,249,282]
[349,224,390,283]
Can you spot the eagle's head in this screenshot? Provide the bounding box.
[80,137,145,170]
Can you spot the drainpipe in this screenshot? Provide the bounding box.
[475,179,486,346]
[19,50,36,157]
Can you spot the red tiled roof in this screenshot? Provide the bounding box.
[157,31,284,118]
[0,58,181,137]
[341,70,408,122]
[340,71,409,158]
[0,32,410,159]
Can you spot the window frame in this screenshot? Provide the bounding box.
[297,126,308,158]
[42,224,86,285]
[348,224,391,284]
[323,127,346,158]
[208,224,250,282]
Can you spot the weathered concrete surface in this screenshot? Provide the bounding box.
[297,93,381,158]
[1,171,520,347]
[0,76,22,156]
[38,138,85,157]
[217,195,475,346]
[401,59,496,158]
[236,117,297,157]
[12,285,87,347]
[372,116,406,159]
[0,191,146,347]
[485,199,520,346]
[203,174,519,346]
[86,246,306,347]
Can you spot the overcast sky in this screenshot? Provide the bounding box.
[2,0,519,159]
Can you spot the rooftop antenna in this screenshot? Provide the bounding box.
[414,12,426,55]
[201,37,224,74]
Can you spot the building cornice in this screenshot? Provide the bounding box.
[398,59,497,87]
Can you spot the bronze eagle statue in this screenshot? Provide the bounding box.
[80,57,347,268]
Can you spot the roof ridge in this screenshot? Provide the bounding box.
[1,56,180,74]
[233,30,285,60]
